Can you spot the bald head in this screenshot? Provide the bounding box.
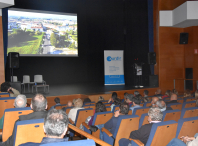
[14,95,27,108]
[156,100,166,109]
[151,97,159,107]
[170,94,177,101]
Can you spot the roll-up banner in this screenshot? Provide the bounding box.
[104,50,125,85]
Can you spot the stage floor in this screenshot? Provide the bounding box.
[23,82,155,98]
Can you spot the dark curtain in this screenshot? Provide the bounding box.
[2,8,8,67]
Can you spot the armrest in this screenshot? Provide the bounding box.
[82,122,90,130]
[101,127,113,137]
[129,138,144,146]
[69,118,75,125]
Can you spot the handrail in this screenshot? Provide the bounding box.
[68,124,112,146]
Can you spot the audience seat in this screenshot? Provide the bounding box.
[177,98,184,104]
[2,107,33,142]
[184,97,195,102]
[83,104,95,110]
[182,101,196,109]
[40,139,96,146]
[102,115,139,146]
[106,106,111,112]
[63,107,73,115]
[0,93,10,98]
[0,97,16,118]
[131,120,178,146]
[167,103,182,110]
[132,107,150,119]
[84,102,95,106]
[54,104,67,110]
[13,119,45,146]
[104,103,111,107]
[176,116,198,138]
[139,113,149,128]
[180,107,198,119]
[112,105,120,113]
[163,109,181,122]
[143,102,152,107]
[101,100,109,104]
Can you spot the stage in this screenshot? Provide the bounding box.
[22,82,158,98]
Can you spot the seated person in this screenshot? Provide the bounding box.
[167,133,198,146]
[162,90,172,99]
[143,90,149,97]
[155,99,172,112]
[0,94,27,130]
[125,94,134,106]
[68,98,84,122]
[155,89,163,97]
[123,92,128,102]
[119,107,163,146]
[184,89,192,98]
[2,93,48,146]
[172,89,178,95]
[19,109,69,146]
[134,91,139,97]
[67,101,73,107]
[49,97,61,110]
[129,96,142,114]
[110,98,121,111]
[166,93,178,106]
[104,102,129,134]
[83,98,91,104]
[0,82,20,97]
[151,97,159,107]
[98,96,104,102]
[108,92,117,104]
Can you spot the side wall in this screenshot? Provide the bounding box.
[0,14,5,85]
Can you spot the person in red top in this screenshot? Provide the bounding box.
[162,90,172,99]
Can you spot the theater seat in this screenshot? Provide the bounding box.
[139,113,149,128]
[167,103,182,110]
[132,107,150,119]
[102,115,139,146]
[83,104,95,110]
[0,97,16,119]
[84,101,95,106]
[177,98,184,104]
[54,104,67,110]
[40,139,96,146]
[184,97,195,102]
[106,106,111,111]
[112,105,120,113]
[0,93,10,98]
[2,107,33,142]
[131,120,178,146]
[182,101,196,109]
[143,102,152,107]
[163,109,181,122]
[13,119,45,146]
[63,107,73,114]
[180,107,198,119]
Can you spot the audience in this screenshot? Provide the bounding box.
[184,89,192,98]
[68,98,84,122]
[108,92,117,104]
[67,101,73,107]
[98,96,104,101]
[129,96,142,114]
[172,89,178,95]
[151,97,159,107]
[166,93,178,106]
[155,89,162,97]
[125,94,134,106]
[119,107,163,146]
[110,98,121,111]
[134,91,139,97]
[162,90,172,99]
[19,109,69,146]
[83,98,91,104]
[49,97,61,110]
[143,90,149,97]
[2,93,48,146]
[0,82,20,97]
[123,92,129,102]
[155,99,172,112]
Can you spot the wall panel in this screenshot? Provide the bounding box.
[0,16,5,85]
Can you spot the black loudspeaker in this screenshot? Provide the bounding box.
[179,33,188,44]
[149,75,158,87]
[8,52,19,68]
[148,52,156,64]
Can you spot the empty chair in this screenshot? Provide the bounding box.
[40,139,96,146]
[132,107,150,119]
[21,75,34,93]
[182,101,196,109]
[0,93,10,98]
[176,116,198,138]
[2,107,33,142]
[10,76,18,82]
[131,120,178,146]
[163,109,181,122]
[139,113,149,128]
[0,97,16,118]
[102,115,139,146]
[34,75,46,85]
[13,119,45,146]
[167,103,182,110]
[180,107,198,119]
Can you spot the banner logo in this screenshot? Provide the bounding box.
[107,56,121,62]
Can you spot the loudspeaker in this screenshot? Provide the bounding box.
[8,52,19,68]
[179,33,188,44]
[148,52,156,64]
[149,75,158,87]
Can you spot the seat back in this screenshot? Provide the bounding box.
[11,76,18,82]
[64,107,73,115]
[139,113,149,128]
[146,121,178,146]
[104,103,111,107]
[0,93,10,98]
[177,99,184,104]
[84,102,95,106]
[176,117,198,138]
[34,75,43,83]
[75,108,94,128]
[106,106,111,111]
[14,119,45,146]
[2,107,32,142]
[163,110,181,122]
[181,107,198,119]
[183,101,196,109]
[184,97,195,102]
[23,75,31,83]
[167,103,182,110]
[114,115,139,146]
[133,107,150,119]
[0,97,15,118]
[143,102,152,107]
[112,105,120,113]
[54,104,67,110]
[83,104,95,110]
[40,139,96,146]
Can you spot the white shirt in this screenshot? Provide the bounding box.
[68,107,84,122]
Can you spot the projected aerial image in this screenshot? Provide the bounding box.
[7,10,78,56]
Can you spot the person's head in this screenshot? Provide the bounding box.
[196,98,198,107]
[195,90,198,100]
[151,97,159,107]
[170,93,177,101]
[54,97,60,104]
[136,94,142,100]
[111,92,117,102]
[72,99,77,105]
[14,94,27,108]
[95,102,107,113]
[44,109,69,138]
[0,82,11,92]
[184,89,191,98]
[155,99,166,112]
[143,90,149,96]
[134,91,139,96]
[142,97,149,103]
[74,98,83,108]
[119,102,129,115]
[125,94,134,103]
[172,89,178,95]
[114,98,121,105]
[148,107,163,122]
[155,89,161,95]
[132,96,141,106]
[98,96,104,101]
[124,92,128,100]
[67,101,72,107]
[83,98,91,104]
[165,90,171,96]
[31,94,47,112]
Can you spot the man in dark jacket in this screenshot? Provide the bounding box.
[119,107,163,146]
[1,94,48,146]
